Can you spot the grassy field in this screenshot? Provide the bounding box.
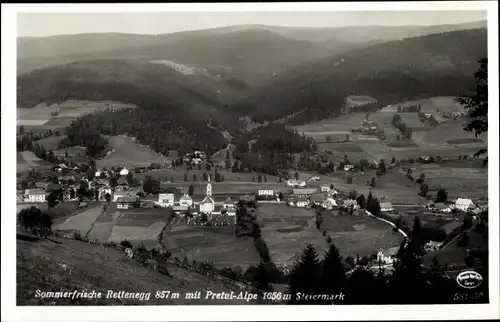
[257,204,329,266]
[17,100,137,131]
[17,235,244,305]
[34,135,67,150]
[96,135,171,168]
[321,211,403,258]
[388,206,461,230]
[17,151,53,173]
[132,166,281,184]
[164,217,260,270]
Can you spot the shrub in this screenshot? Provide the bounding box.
[120,239,133,248]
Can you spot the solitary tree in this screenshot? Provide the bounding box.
[288,244,322,304]
[436,189,448,202]
[456,58,488,163]
[419,184,429,196]
[188,185,194,197]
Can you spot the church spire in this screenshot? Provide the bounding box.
[206,174,212,196]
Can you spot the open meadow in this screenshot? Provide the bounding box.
[257,204,329,266]
[17,100,137,131]
[164,217,260,270]
[17,151,53,173]
[52,204,105,236]
[96,135,171,168]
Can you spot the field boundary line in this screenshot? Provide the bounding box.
[84,205,107,239]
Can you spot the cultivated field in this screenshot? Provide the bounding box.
[321,211,403,258]
[388,206,461,230]
[53,205,105,236]
[17,151,53,173]
[257,204,329,266]
[17,235,243,305]
[96,135,171,168]
[380,97,464,114]
[17,100,137,128]
[164,218,260,270]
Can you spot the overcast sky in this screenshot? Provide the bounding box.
[17,11,487,38]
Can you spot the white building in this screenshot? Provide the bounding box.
[192,158,202,165]
[223,197,235,209]
[376,247,399,265]
[320,186,331,193]
[344,164,355,172]
[297,180,306,187]
[455,198,475,211]
[200,178,215,214]
[24,189,46,203]
[179,193,193,207]
[380,202,394,212]
[285,179,298,187]
[158,193,175,207]
[296,200,310,208]
[119,167,129,176]
[98,187,112,201]
[308,176,321,182]
[258,189,274,196]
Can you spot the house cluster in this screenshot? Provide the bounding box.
[182,151,206,165]
[18,175,88,204]
[285,179,307,187]
[425,198,483,214]
[285,185,363,211]
[442,110,466,120]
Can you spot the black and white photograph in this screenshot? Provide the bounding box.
[1,2,499,321]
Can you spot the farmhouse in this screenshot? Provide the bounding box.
[342,199,359,210]
[322,197,338,209]
[308,176,321,182]
[424,241,444,252]
[297,180,306,187]
[380,202,394,212]
[434,203,452,214]
[320,186,331,193]
[24,189,47,203]
[117,196,137,210]
[285,179,299,187]
[310,194,326,206]
[139,195,157,208]
[223,197,235,209]
[179,193,193,207]
[296,199,310,208]
[344,164,355,172]
[455,198,475,211]
[376,247,400,265]
[293,188,317,196]
[158,193,175,207]
[257,189,274,197]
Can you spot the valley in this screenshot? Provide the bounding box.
[13,17,490,307]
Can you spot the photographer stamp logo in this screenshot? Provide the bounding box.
[456,271,483,289]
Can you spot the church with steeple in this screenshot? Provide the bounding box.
[199,175,215,214]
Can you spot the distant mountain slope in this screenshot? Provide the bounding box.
[17,59,240,152]
[17,29,333,85]
[238,28,487,122]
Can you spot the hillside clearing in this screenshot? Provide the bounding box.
[17,236,244,305]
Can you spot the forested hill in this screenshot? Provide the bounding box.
[17,59,241,124]
[17,59,241,155]
[17,29,333,85]
[238,28,487,123]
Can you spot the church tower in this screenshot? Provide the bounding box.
[206,175,212,196]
